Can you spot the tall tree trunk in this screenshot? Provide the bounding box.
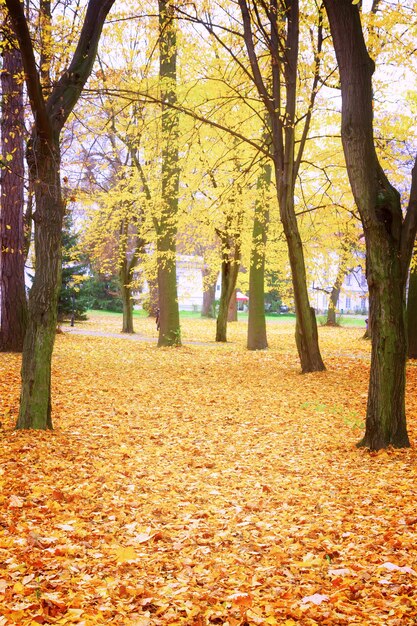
[157,0,181,347]
[247,159,271,350]
[407,264,417,358]
[6,0,116,429]
[0,22,27,352]
[324,0,417,449]
[17,145,63,429]
[238,0,325,372]
[281,193,325,372]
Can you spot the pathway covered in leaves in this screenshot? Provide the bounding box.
[0,318,416,625]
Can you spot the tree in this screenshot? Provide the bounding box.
[237,0,325,372]
[323,0,417,449]
[407,260,417,358]
[5,0,116,430]
[247,152,272,350]
[157,0,181,347]
[57,213,90,324]
[0,15,27,352]
[215,214,242,342]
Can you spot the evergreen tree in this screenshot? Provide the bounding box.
[57,215,90,323]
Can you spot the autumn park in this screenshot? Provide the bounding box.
[1,0,417,624]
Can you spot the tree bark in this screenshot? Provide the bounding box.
[247,158,271,350]
[0,21,27,352]
[407,264,417,358]
[201,266,216,318]
[18,145,62,429]
[119,263,134,334]
[6,0,116,429]
[324,0,417,449]
[216,261,239,342]
[216,227,240,342]
[157,0,181,347]
[228,290,238,322]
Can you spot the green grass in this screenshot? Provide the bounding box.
[87,308,367,328]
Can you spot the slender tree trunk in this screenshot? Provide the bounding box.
[201,265,216,318]
[0,24,27,352]
[119,262,134,334]
[17,145,63,429]
[324,0,417,448]
[247,159,271,350]
[326,272,344,326]
[407,264,417,358]
[239,0,325,372]
[228,290,237,322]
[279,188,325,372]
[157,0,181,347]
[216,261,239,342]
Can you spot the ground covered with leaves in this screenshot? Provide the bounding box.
[1,315,417,625]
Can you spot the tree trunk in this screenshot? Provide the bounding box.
[324,0,417,448]
[157,0,181,347]
[120,262,134,334]
[201,266,216,318]
[280,192,325,372]
[326,272,343,326]
[17,146,63,430]
[407,264,417,358]
[360,237,409,448]
[228,291,237,322]
[0,25,27,352]
[6,0,116,429]
[216,254,239,342]
[239,0,325,372]
[247,159,271,350]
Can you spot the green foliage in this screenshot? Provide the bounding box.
[82,274,123,313]
[57,215,90,322]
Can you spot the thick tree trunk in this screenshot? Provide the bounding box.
[0,29,27,352]
[247,160,271,350]
[6,0,116,429]
[17,146,63,430]
[407,265,417,358]
[157,247,181,346]
[359,237,409,448]
[157,0,181,347]
[324,0,417,448]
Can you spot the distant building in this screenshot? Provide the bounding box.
[311,265,368,314]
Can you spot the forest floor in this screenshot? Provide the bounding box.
[1,314,417,625]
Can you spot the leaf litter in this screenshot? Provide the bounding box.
[0,317,417,625]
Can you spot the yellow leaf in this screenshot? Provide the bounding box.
[114,546,139,563]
